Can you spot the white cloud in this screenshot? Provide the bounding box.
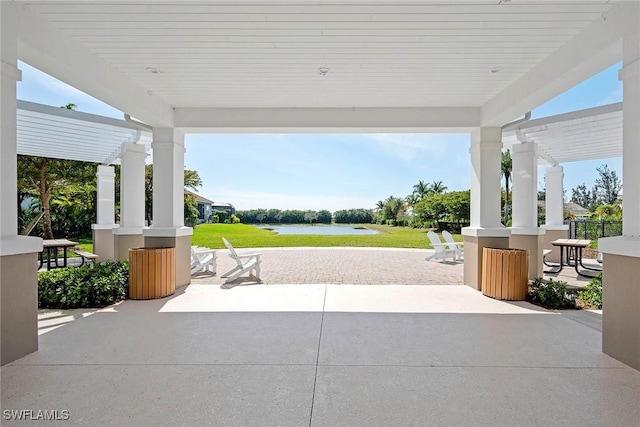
[200,188,377,211]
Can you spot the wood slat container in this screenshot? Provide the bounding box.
[481,248,529,301]
[128,247,175,300]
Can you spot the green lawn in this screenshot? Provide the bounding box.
[75,238,94,254]
[191,223,461,249]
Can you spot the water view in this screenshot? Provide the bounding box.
[256,225,380,235]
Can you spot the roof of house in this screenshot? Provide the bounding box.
[538,201,589,214]
[184,189,214,205]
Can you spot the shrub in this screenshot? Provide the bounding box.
[528,277,576,309]
[230,214,241,224]
[578,273,602,309]
[38,261,129,309]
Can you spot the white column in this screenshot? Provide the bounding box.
[466,127,508,232]
[118,143,146,232]
[148,128,187,231]
[95,165,115,226]
[620,22,640,238]
[0,2,41,256]
[511,141,538,229]
[601,14,640,253]
[544,166,565,227]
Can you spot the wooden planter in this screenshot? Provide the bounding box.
[481,248,529,301]
[128,247,175,300]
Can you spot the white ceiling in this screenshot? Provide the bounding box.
[17,101,152,165]
[502,102,622,165]
[19,1,618,109]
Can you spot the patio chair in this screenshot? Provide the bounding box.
[220,237,262,283]
[426,231,457,263]
[191,246,217,275]
[442,230,464,261]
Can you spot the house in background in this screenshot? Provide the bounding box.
[211,202,236,216]
[184,189,214,224]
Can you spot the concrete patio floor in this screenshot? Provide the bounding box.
[6,248,638,426]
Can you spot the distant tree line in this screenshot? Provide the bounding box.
[236,209,332,224]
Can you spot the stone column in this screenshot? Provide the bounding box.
[0,2,42,365]
[600,3,640,371]
[542,165,568,263]
[510,141,544,279]
[91,165,116,260]
[112,143,146,261]
[462,127,510,290]
[143,128,193,287]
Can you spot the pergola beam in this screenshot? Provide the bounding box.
[174,106,480,133]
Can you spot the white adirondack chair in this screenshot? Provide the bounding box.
[442,230,464,261]
[191,246,217,275]
[221,237,262,283]
[426,231,457,263]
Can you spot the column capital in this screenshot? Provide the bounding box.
[511,140,536,154]
[96,164,115,178]
[120,142,147,157]
[619,59,640,81]
[1,61,21,80]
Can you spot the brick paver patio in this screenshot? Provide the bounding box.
[191,247,464,286]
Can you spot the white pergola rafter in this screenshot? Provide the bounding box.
[502,102,622,165]
[16,100,152,165]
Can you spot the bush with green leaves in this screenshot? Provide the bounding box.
[528,277,577,309]
[578,273,602,309]
[38,261,129,309]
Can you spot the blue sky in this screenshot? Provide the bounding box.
[17,61,622,211]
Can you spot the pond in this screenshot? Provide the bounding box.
[255,225,380,235]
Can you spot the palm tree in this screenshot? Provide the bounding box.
[501,150,512,220]
[412,180,430,200]
[429,180,448,195]
[405,193,420,207]
[375,200,385,211]
[593,204,622,220]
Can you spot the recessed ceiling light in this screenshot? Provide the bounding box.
[491,67,503,74]
[145,67,162,74]
[318,67,330,76]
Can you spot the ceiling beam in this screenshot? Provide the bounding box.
[174,106,480,133]
[14,3,174,127]
[480,3,630,127]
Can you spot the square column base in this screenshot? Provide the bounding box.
[1,253,38,365]
[602,253,640,371]
[144,235,192,288]
[510,231,544,279]
[92,225,116,261]
[462,235,510,291]
[113,233,144,262]
[542,226,569,263]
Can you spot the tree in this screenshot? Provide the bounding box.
[382,196,406,222]
[412,180,430,200]
[304,210,318,224]
[593,203,622,220]
[375,200,385,212]
[405,193,420,207]
[18,156,96,239]
[593,164,622,205]
[501,150,512,220]
[429,180,447,195]
[571,183,596,211]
